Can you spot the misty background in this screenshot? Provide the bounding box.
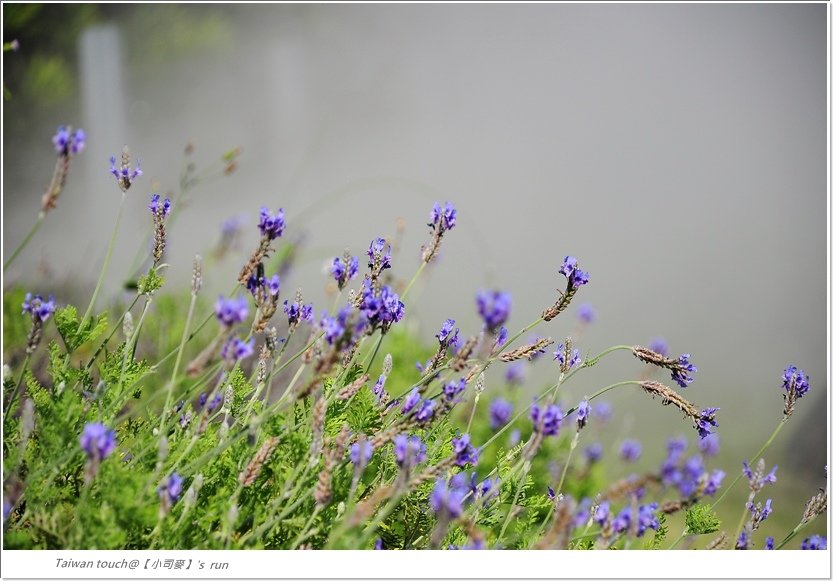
[3,3,828,533]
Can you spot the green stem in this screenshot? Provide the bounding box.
[712,418,787,508]
[4,354,31,418]
[160,293,198,433]
[554,431,580,500]
[4,214,44,271]
[776,515,818,550]
[79,194,127,333]
[668,528,688,549]
[401,262,427,299]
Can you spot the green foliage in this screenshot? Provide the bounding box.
[54,305,107,353]
[137,268,165,296]
[685,503,721,536]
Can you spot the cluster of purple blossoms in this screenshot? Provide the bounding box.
[696,407,719,439]
[451,433,480,467]
[247,272,280,299]
[221,335,255,363]
[22,293,56,322]
[80,423,117,460]
[283,298,313,327]
[331,254,359,289]
[467,473,499,502]
[802,535,827,550]
[442,379,467,403]
[158,473,184,504]
[476,290,511,333]
[576,303,595,324]
[648,337,669,357]
[489,398,513,430]
[257,207,285,240]
[359,280,405,333]
[747,498,773,528]
[199,392,224,413]
[736,530,750,550]
[742,459,777,492]
[554,343,581,372]
[320,306,365,346]
[764,537,775,550]
[436,318,460,347]
[595,501,660,537]
[430,202,457,232]
[698,433,720,457]
[530,402,563,437]
[215,295,248,327]
[53,126,85,156]
[619,439,642,462]
[660,440,724,498]
[109,152,142,190]
[671,354,697,388]
[430,475,468,519]
[594,401,612,423]
[372,374,388,402]
[584,442,603,463]
[149,194,172,218]
[576,399,591,430]
[367,237,392,271]
[558,256,590,288]
[400,388,435,424]
[504,362,527,386]
[782,365,811,398]
[393,434,426,469]
[349,439,374,471]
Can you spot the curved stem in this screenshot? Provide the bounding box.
[159,293,198,433]
[80,194,127,332]
[3,354,31,418]
[712,418,787,508]
[4,214,45,271]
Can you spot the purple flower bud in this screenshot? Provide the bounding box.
[451,433,480,467]
[80,422,117,460]
[801,535,827,550]
[350,440,374,469]
[764,537,775,550]
[489,398,513,430]
[671,353,697,388]
[393,434,426,469]
[442,379,466,403]
[476,290,511,332]
[558,256,589,288]
[577,303,595,324]
[530,402,563,437]
[215,295,248,327]
[696,407,719,439]
[401,388,421,415]
[554,343,581,371]
[698,433,720,457]
[782,365,810,398]
[576,398,591,430]
[430,477,466,519]
[648,337,669,357]
[367,237,392,270]
[414,399,436,424]
[22,293,56,322]
[619,439,642,462]
[149,194,172,218]
[436,319,457,344]
[430,201,457,231]
[157,472,184,504]
[332,255,359,289]
[221,335,255,363]
[258,207,285,240]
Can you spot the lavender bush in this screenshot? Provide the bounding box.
[1,127,826,551]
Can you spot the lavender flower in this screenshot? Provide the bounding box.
[558,256,590,287]
[611,503,659,537]
[332,254,359,290]
[782,365,811,397]
[742,459,777,492]
[764,537,775,550]
[670,353,697,388]
[414,399,436,424]
[476,290,511,332]
[442,379,467,403]
[53,125,85,156]
[648,337,669,357]
[374,539,384,550]
[698,433,720,457]
[359,281,405,332]
[505,362,527,386]
[367,237,392,271]
[619,439,642,462]
[451,433,480,467]
[22,293,56,322]
[215,295,248,327]
[221,335,255,363]
[736,530,750,550]
[157,473,184,504]
[436,319,458,344]
[430,477,466,519]
[372,374,388,402]
[148,194,172,218]
[584,442,603,463]
[401,388,422,415]
[320,306,365,346]
[696,407,719,439]
[703,469,725,497]
[430,202,457,231]
[283,297,313,327]
[530,402,563,437]
[109,148,142,192]
[349,440,374,470]
[80,423,117,460]
[801,535,827,550]
[257,207,285,240]
[594,501,610,525]
[576,398,591,430]
[594,401,612,422]
[577,303,595,324]
[393,434,426,469]
[554,343,581,372]
[489,398,513,430]
[207,392,223,413]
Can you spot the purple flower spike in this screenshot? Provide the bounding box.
[530,402,563,437]
[332,255,359,289]
[559,256,590,288]
[451,433,480,467]
[554,343,581,372]
[430,477,467,519]
[414,399,436,424]
[801,535,827,550]
[258,207,285,240]
[782,365,810,398]
[696,407,719,439]
[215,295,249,327]
[576,399,591,430]
[489,398,513,430]
[350,440,374,469]
[619,439,642,462]
[367,237,392,271]
[476,290,511,332]
[221,335,255,363]
[671,354,697,388]
[401,388,421,415]
[393,434,426,469]
[22,293,56,323]
[80,422,117,460]
[157,472,184,504]
[430,202,457,231]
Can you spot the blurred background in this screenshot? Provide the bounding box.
[3,4,828,544]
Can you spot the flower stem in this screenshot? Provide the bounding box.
[4,213,44,271]
[159,292,198,433]
[3,354,31,419]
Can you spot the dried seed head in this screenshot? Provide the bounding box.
[499,337,554,362]
[706,531,728,550]
[191,255,203,295]
[802,490,827,524]
[239,436,279,487]
[123,311,134,341]
[474,374,486,395]
[383,353,393,376]
[337,373,370,400]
